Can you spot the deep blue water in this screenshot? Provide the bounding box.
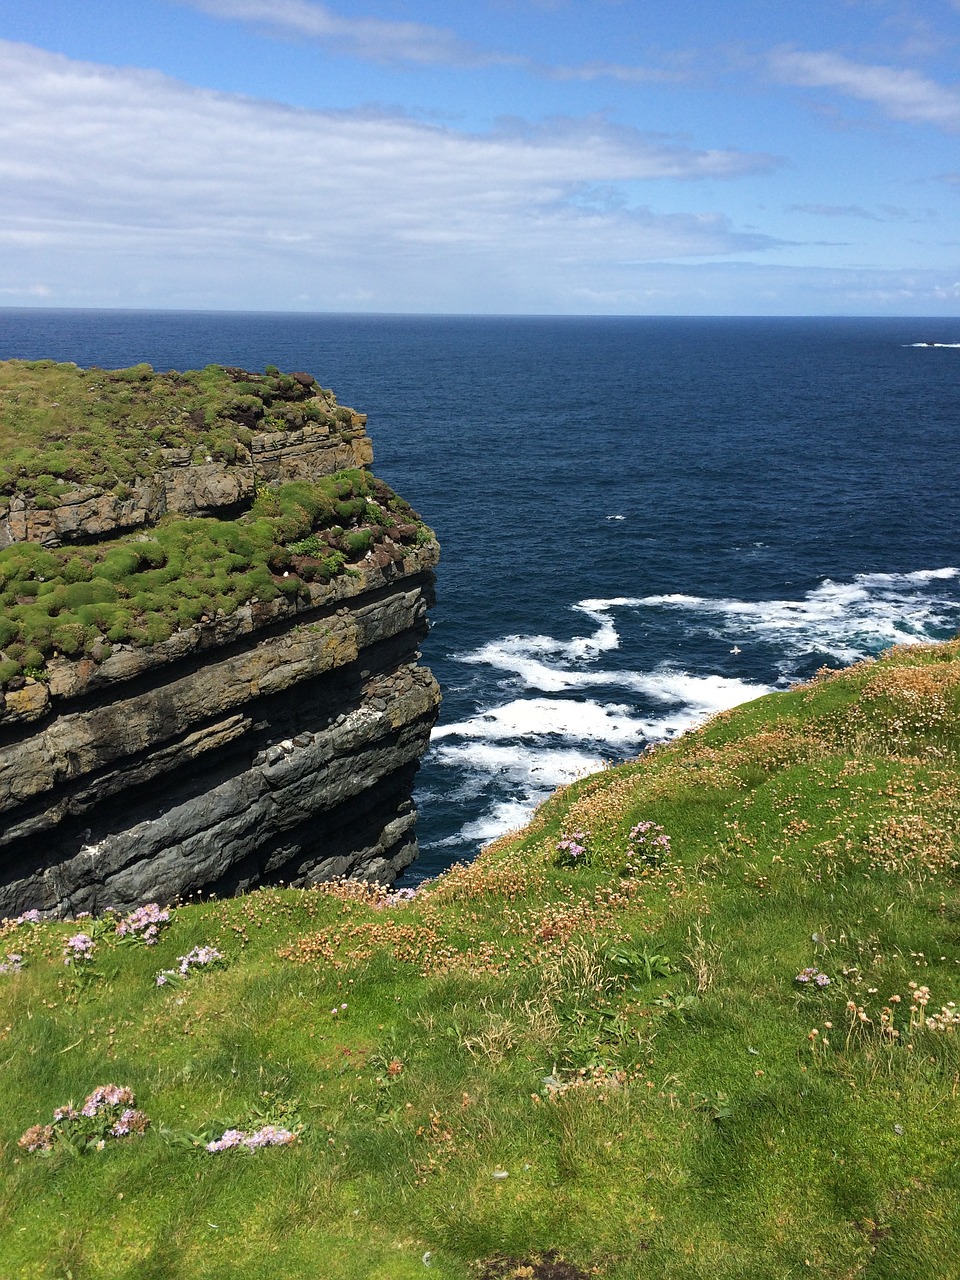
[2,311,959,879]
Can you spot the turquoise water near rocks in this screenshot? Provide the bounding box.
[2,311,959,876]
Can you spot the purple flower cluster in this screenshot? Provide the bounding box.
[115,902,170,945]
[156,945,223,986]
[110,1107,150,1138]
[626,821,672,870]
[796,967,831,988]
[14,909,41,925]
[82,1084,135,1117]
[206,1125,297,1153]
[19,1083,149,1155]
[379,886,418,908]
[63,932,95,965]
[555,830,591,868]
[0,952,23,975]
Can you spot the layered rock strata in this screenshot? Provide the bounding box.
[0,364,439,916]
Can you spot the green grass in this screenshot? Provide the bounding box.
[0,360,434,687]
[0,360,354,502]
[2,639,960,1278]
[0,470,430,682]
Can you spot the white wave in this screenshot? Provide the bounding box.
[580,568,960,666]
[430,567,960,852]
[432,740,605,786]
[458,800,549,845]
[429,739,606,847]
[434,697,649,747]
[907,342,960,348]
[857,567,959,584]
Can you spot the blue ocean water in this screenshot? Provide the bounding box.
[2,311,959,880]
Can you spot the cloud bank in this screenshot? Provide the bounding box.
[0,40,781,310]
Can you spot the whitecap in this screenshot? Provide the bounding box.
[426,567,960,854]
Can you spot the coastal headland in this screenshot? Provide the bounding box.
[0,359,440,916]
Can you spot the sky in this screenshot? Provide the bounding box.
[0,0,958,314]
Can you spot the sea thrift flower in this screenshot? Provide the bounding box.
[156,945,223,987]
[555,830,591,867]
[177,946,222,975]
[20,1085,148,1154]
[0,953,23,975]
[18,1125,55,1154]
[116,903,170,944]
[15,909,41,925]
[63,933,95,965]
[625,821,672,870]
[110,1109,150,1138]
[81,1085,135,1118]
[206,1125,297,1153]
[795,966,830,988]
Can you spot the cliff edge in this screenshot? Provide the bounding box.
[0,359,440,916]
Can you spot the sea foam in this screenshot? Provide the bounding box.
[422,568,960,854]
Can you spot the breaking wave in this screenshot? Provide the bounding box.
[419,568,960,860]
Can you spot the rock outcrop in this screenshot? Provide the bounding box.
[0,361,439,917]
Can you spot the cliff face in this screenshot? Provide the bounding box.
[0,361,440,916]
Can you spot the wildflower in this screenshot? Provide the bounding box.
[14,910,41,925]
[157,945,223,986]
[63,933,94,966]
[116,903,170,944]
[17,1124,55,1154]
[555,830,591,867]
[626,821,671,870]
[0,953,23,975]
[82,1085,135,1118]
[176,945,222,975]
[795,966,830,988]
[110,1109,150,1138]
[205,1125,297,1153]
[20,1085,147,1154]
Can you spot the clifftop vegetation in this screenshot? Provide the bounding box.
[0,361,433,689]
[0,359,350,502]
[3,638,959,1278]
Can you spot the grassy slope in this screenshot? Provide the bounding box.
[2,640,959,1279]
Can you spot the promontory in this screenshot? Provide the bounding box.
[0,359,440,917]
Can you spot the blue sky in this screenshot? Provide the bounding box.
[1,0,958,313]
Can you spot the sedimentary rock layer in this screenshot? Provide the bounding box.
[0,362,440,916]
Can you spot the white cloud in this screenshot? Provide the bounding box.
[770,48,960,131]
[179,0,509,66]
[0,40,780,310]
[546,61,689,85]
[791,203,882,220]
[180,0,685,82]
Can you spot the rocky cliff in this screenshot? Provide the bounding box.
[0,360,440,916]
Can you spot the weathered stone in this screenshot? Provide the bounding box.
[0,377,440,913]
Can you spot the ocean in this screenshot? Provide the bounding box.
[2,311,959,880]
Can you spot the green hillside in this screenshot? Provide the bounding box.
[2,639,959,1279]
